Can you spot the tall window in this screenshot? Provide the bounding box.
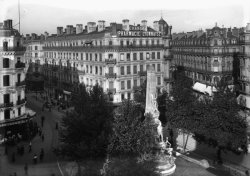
[3,58,10,68]
[133,65,137,74]
[157,52,160,59]
[3,75,10,86]
[133,53,137,61]
[95,66,98,74]
[121,81,125,90]
[127,53,130,61]
[90,66,92,74]
[157,77,161,85]
[4,94,10,103]
[127,66,131,75]
[109,41,112,46]
[3,41,8,51]
[146,53,150,60]
[120,53,124,61]
[157,64,161,72]
[99,53,102,62]
[140,65,143,72]
[109,81,114,89]
[139,40,142,46]
[120,40,124,46]
[140,53,143,60]
[100,67,102,75]
[152,52,155,59]
[86,53,88,60]
[109,67,114,74]
[35,46,38,50]
[146,40,149,46]
[90,53,92,61]
[121,66,125,75]
[127,80,131,89]
[17,73,21,82]
[133,79,137,87]
[95,54,98,61]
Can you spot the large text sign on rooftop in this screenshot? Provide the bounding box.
[117,31,162,37]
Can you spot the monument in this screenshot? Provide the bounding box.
[145,66,176,175]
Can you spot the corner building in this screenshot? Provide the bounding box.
[0,20,28,137]
[43,18,172,102]
[171,24,243,96]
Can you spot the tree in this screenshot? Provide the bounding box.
[56,84,113,175]
[165,66,199,151]
[193,81,248,162]
[133,79,147,109]
[108,100,156,155]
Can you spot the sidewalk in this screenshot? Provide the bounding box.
[176,146,249,176]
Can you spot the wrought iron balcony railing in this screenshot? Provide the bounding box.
[16,99,26,105]
[0,102,14,109]
[15,62,26,68]
[105,73,117,79]
[105,58,117,65]
[138,71,147,76]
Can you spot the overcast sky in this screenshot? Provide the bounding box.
[0,0,250,35]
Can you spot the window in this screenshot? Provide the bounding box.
[140,53,143,60]
[81,53,83,60]
[3,75,10,86]
[127,80,131,89]
[133,40,136,46]
[121,81,125,90]
[146,64,150,70]
[157,52,160,59]
[120,53,124,61]
[157,77,161,85]
[121,66,125,75]
[140,65,143,72]
[90,53,92,61]
[127,53,130,61]
[140,78,144,85]
[3,58,9,68]
[157,64,161,72]
[152,64,155,70]
[108,54,113,59]
[86,53,88,60]
[133,53,137,61]
[152,52,155,59]
[3,41,8,51]
[109,41,113,46]
[95,66,98,74]
[139,40,142,46]
[90,66,92,74]
[109,67,114,74]
[35,53,38,58]
[18,107,21,116]
[133,65,137,74]
[17,73,21,82]
[146,53,150,59]
[109,81,114,89]
[121,94,125,100]
[35,46,38,50]
[100,67,102,75]
[127,93,131,99]
[152,40,155,45]
[127,66,131,75]
[4,94,10,103]
[95,54,98,61]
[146,40,149,46]
[126,40,130,46]
[99,53,102,62]
[134,79,137,87]
[120,40,124,46]
[157,40,160,45]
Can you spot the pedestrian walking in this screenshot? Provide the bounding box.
[41,134,44,142]
[28,141,32,153]
[33,154,38,164]
[24,163,28,175]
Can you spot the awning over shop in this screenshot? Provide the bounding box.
[237,94,250,109]
[63,90,71,95]
[192,82,217,96]
[0,114,33,127]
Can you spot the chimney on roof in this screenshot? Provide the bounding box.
[31,33,37,40]
[110,22,117,36]
[3,19,13,29]
[141,20,147,31]
[232,27,240,37]
[66,25,74,35]
[57,27,63,36]
[98,20,105,32]
[76,24,83,34]
[87,22,96,33]
[122,19,129,31]
[153,21,159,31]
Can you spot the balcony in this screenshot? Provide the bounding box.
[164,78,173,83]
[16,99,26,106]
[0,47,26,52]
[164,55,173,61]
[105,73,117,79]
[138,71,147,77]
[16,81,26,87]
[107,88,116,94]
[15,62,26,68]
[105,58,117,65]
[0,102,14,109]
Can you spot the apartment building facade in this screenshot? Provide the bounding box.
[171,24,243,96]
[41,18,172,103]
[0,20,28,136]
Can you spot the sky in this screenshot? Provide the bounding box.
[0,0,250,35]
